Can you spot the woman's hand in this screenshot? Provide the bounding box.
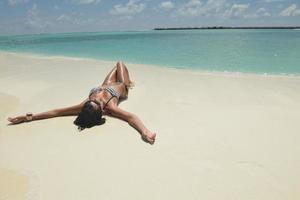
[141,130,156,145]
[107,105,157,145]
[7,115,27,124]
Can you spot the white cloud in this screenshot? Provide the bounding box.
[224,4,249,18]
[257,7,266,13]
[280,4,300,17]
[71,0,101,5]
[24,3,95,31]
[257,7,271,17]
[177,0,203,16]
[206,0,227,13]
[56,14,94,25]
[7,0,29,6]
[57,14,71,22]
[110,0,145,16]
[176,0,227,17]
[159,1,175,10]
[244,7,271,19]
[186,0,202,7]
[25,4,45,28]
[262,0,285,3]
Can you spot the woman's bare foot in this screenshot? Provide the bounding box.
[141,131,156,145]
[128,81,135,89]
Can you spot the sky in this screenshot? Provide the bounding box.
[0,0,300,35]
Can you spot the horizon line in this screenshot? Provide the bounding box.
[1,26,300,37]
[154,26,300,30]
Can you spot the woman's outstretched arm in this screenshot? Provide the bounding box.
[7,99,88,124]
[106,105,156,144]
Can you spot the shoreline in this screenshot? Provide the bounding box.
[1,50,300,78]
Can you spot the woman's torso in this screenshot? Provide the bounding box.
[89,82,127,104]
[103,82,127,99]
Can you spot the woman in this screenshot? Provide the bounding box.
[7,62,156,145]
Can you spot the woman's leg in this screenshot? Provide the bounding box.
[100,61,131,98]
[116,62,132,99]
[116,62,131,86]
[101,63,119,86]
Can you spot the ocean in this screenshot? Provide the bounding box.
[0,29,300,75]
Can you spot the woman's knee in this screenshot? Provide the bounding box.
[116,61,122,67]
[121,61,128,69]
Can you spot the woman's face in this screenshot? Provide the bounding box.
[89,92,102,110]
[90,99,102,111]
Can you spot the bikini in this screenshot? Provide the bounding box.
[89,86,120,99]
[89,86,120,108]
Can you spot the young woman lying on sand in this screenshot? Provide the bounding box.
[7,62,156,145]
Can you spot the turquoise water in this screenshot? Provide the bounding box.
[0,29,300,74]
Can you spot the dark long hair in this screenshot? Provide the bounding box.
[73,101,105,131]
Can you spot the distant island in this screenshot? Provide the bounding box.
[154,26,300,30]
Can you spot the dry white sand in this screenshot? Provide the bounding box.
[1,52,300,200]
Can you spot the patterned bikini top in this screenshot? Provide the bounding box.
[89,86,120,100]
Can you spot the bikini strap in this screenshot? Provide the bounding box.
[103,96,116,109]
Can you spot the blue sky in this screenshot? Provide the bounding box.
[0,0,300,35]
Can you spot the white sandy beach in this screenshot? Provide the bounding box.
[1,52,300,200]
